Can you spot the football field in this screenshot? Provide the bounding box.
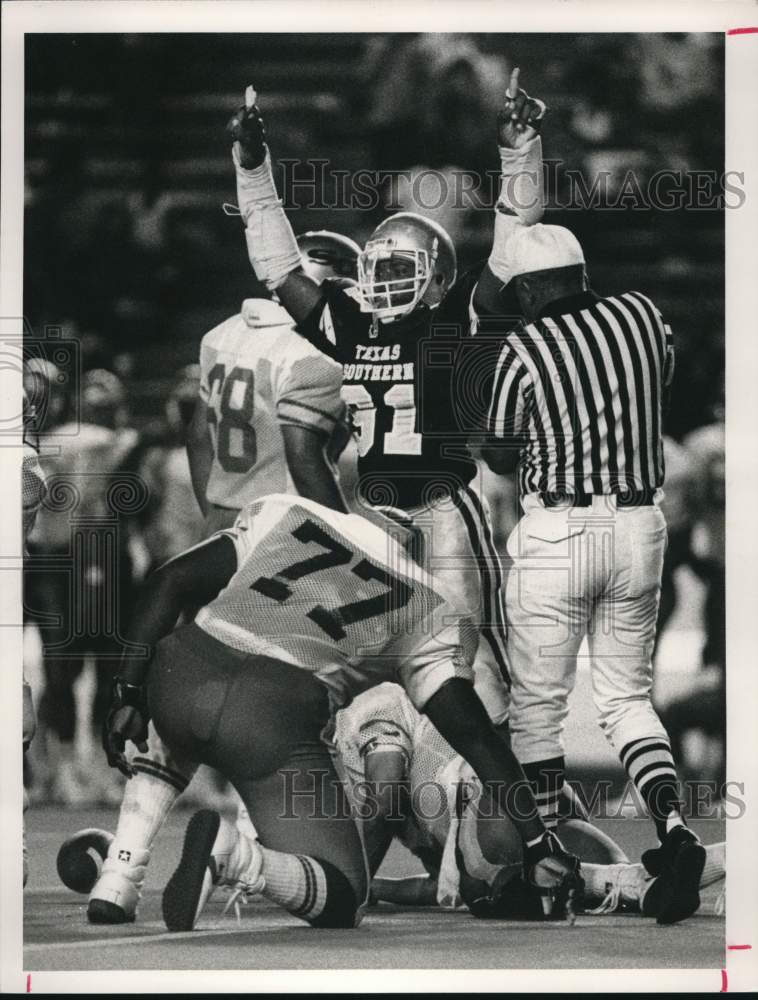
[24,807,725,975]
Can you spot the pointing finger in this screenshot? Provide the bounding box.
[506,66,520,100]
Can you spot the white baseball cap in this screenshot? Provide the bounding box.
[504,224,585,278]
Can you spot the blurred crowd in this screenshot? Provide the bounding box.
[23,31,726,804]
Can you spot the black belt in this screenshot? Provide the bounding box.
[539,488,656,508]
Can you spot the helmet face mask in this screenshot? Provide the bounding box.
[356,213,457,323]
[358,243,436,319]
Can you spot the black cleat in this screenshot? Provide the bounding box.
[87,899,135,924]
[162,810,221,932]
[645,827,706,925]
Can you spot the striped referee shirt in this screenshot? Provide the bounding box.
[486,289,675,496]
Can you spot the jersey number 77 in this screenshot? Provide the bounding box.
[250,518,413,641]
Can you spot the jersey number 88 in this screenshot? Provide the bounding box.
[207,364,257,473]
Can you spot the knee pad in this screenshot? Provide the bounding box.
[306,858,359,929]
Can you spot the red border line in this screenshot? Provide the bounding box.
[727,944,752,950]
[727,27,758,35]
[721,969,728,992]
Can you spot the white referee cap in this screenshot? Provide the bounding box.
[504,223,585,278]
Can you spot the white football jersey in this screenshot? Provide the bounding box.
[199,299,344,510]
[335,683,463,868]
[195,494,477,710]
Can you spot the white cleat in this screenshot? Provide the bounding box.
[87,848,149,924]
[162,810,265,931]
[587,862,657,915]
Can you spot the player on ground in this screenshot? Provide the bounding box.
[101,493,580,931]
[227,74,547,733]
[86,231,362,923]
[334,685,725,924]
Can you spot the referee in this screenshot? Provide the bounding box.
[480,222,706,925]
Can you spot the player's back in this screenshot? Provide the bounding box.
[200,299,344,512]
[195,494,459,708]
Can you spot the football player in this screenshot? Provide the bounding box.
[86,230,361,923]
[135,364,207,571]
[187,229,361,534]
[334,684,726,924]
[27,368,139,805]
[101,493,580,931]
[227,72,547,736]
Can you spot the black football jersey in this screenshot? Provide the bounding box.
[297,277,488,510]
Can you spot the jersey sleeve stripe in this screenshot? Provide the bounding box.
[277,398,340,425]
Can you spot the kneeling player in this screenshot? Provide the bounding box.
[102,493,579,930]
[335,684,725,924]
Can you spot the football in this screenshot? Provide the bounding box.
[56,828,115,894]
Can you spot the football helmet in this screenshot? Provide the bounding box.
[296,230,361,285]
[357,212,457,321]
[23,357,64,433]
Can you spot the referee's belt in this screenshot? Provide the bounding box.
[538,488,656,508]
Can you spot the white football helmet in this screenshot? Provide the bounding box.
[296,230,361,286]
[357,212,457,322]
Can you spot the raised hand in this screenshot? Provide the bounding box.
[497,68,547,150]
[228,84,268,169]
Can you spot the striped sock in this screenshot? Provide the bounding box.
[110,759,191,862]
[619,737,681,841]
[258,846,328,921]
[522,757,566,829]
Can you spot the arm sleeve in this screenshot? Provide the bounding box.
[486,343,530,442]
[488,136,545,285]
[275,350,345,435]
[234,147,301,291]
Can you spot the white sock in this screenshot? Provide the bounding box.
[665,810,685,834]
[701,842,725,888]
[109,769,183,865]
[259,845,328,920]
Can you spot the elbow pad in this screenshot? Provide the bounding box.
[233,145,301,290]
